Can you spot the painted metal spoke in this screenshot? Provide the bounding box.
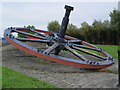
[65,45,88,61]
[44,43,59,53]
[16,38,50,43]
[72,45,107,60]
[67,40,82,43]
[29,28,46,37]
[53,33,58,37]
[73,44,101,52]
[13,29,46,40]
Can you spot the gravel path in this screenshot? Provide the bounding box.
[1,44,119,88]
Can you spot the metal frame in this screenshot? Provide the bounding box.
[4,5,114,69]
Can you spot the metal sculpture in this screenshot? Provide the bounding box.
[4,5,114,69]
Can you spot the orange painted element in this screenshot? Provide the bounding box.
[28,36,41,39]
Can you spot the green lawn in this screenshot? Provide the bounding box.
[2,66,58,88]
[95,45,118,58]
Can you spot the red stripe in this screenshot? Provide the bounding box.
[101,51,107,57]
[28,36,41,39]
[16,28,52,34]
[64,36,77,40]
[17,28,29,31]
[82,42,96,48]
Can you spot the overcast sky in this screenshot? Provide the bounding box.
[1,1,119,37]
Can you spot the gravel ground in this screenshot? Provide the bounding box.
[1,44,119,88]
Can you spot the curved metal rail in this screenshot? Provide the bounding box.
[4,27,114,69]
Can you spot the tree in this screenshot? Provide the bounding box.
[92,20,106,44]
[102,20,111,44]
[80,22,90,42]
[109,9,120,45]
[47,20,60,33]
[66,23,80,38]
[24,25,35,29]
[46,9,120,45]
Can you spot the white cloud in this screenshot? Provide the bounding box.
[1,2,118,37]
[2,3,64,28]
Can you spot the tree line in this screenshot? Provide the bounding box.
[47,9,120,45]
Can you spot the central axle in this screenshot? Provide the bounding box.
[58,5,74,38]
[47,5,74,55]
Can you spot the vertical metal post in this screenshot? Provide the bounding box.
[117,49,120,87]
[58,5,74,38]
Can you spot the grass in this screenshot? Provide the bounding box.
[2,66,58,88]
[38,59,57,65]
[95,45,118,58]
[0,66,2,89]
[38,59,50,64]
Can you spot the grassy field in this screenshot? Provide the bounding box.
[2,66,58,88]
[95,45,118,58]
